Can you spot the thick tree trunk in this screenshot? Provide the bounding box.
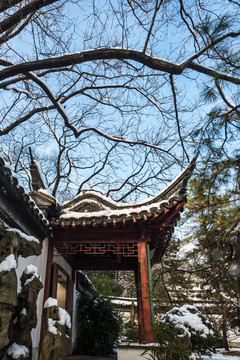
[222,304,229,351]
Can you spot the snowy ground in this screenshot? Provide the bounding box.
[202,348,240,360]
[202,356,240,360]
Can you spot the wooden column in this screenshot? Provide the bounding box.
[137,230,154,344]
[135,267,144,343]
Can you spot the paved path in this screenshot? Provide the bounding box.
[67,356,116,360]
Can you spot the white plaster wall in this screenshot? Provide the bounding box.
[117,343,152,360]
[16,238,48,352]
[72,281,78,349]
[229,330,240,348]
[53,249,77,349]
[53,249,72,278]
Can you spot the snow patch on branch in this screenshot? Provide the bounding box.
[5,85,32,97]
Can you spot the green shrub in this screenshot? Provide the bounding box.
[143,304,223,360]
[90,273,123,297]
[123,320,139,341]
[160,304,223,357]
[74,293,122,356]
[142,322,192,360]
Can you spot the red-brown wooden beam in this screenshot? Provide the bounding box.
[73,258,138,271]
[152,199,186,226]
[51,226,142,243]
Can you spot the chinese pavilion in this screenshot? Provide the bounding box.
[31,157,196,345]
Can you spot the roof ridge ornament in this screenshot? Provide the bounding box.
[29,147,48,191]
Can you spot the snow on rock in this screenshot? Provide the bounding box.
[0,254,17,272]
[23,264,40,285]
[24,264,39,276]
[44,297,58,308]
[160,304,214,338]
[58,307,71,328]
[7,343,29,359]
[20,308,27,316]
[48,318,58,335]
[44,298,72,335]
[6,227,39,244]
[12,317,18,325]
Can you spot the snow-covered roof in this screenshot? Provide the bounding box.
[53,157,196,228]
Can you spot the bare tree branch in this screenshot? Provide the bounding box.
[77,143,118,194]
[169,74,189,162]
[0,0,24,13]
[142,0,162,53]
[180,30,240,68]
[0,13,35,45]
[0,48,239,83]
[215,80,238,109]
[0,0,60,35]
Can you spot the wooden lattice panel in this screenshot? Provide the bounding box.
[54,242,138,257]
